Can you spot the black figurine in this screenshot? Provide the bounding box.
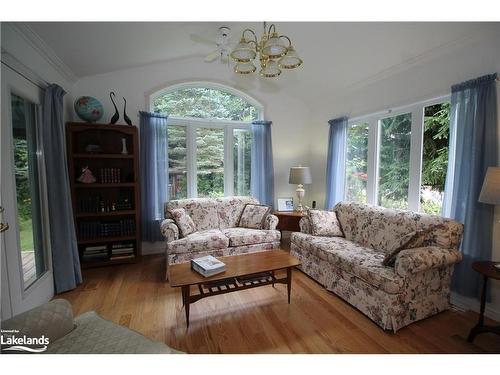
[109,92,119,124]
[123,97,132,126]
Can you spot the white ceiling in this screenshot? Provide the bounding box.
[24,22,497,99]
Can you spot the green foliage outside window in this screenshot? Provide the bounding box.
[153,87,258,121]
[345,102,450,214]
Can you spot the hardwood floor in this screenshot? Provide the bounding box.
[57,254,500,353]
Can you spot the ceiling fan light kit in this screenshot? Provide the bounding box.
[230,23,303,78]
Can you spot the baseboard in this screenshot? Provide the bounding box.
[450,292,500,322]
[141,241,165,255]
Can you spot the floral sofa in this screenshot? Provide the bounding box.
[290,202,464,332]
[161,196,281,279]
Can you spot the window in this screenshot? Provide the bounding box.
[167,125,187,200]
[11,94,47,288]
[152,84,261,199]
[345,123,369,202]
[420,102,450,215]
[343,98,451,214]
[377,113,412,209]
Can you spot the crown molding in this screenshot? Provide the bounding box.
[7,22,78,84]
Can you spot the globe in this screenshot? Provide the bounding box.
[74,96,104,123]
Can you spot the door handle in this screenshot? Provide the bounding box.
[0,206,8,233]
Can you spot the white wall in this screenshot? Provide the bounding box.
[71,56,312,254]
[306,28,500,320]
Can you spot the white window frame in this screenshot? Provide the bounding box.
[346,94,451,212]
[148,82,263,199]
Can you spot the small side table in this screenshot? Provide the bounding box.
[274,211,307,233]
[467,261,500,342]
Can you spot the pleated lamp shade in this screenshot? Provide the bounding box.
[479,167,500,205]
[289,166,312,185]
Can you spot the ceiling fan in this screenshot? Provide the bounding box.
[200,26,232,63]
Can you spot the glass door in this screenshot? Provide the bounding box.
[11,94,47,288]
[1,65,54,319]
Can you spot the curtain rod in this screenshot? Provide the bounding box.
[1,59,48,91]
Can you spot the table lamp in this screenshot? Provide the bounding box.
[479,167,500,206]
[289,166,312,212]
[478,167,500,269]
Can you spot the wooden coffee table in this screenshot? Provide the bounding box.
[169,250,301,327]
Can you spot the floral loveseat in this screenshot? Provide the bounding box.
[290,202,464,332]
[161,196,281,279]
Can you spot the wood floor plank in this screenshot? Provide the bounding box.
[56,254,500,354]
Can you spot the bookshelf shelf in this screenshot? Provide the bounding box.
[67,122,141,269]
[78,235,137,244]
[73,153,135,159]
[75,210,136,218]
[74,183,136,188]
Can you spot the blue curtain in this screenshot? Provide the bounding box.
[325,116,348,209]
[251,121,274,207]
[42,84,82,293]
[139,111,168,242]
[443,73,498,298]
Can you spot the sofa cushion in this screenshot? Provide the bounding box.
[169,208,196,237]
[308,209,343,237]
[238,204,271,229]
[382,231,420,266]
[167,229,229,255]
[222,228,281,247]
[165,198,219,231]
[216,196,260,229]
[334,201,463,253]
[291,232,404,294]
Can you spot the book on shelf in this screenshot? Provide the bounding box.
[110,254,135,261]
[191,255,226,277]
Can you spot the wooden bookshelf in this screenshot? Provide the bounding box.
[66,122,141,268]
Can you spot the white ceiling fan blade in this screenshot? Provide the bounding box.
[204,49,220,63]
[190,33,215,46]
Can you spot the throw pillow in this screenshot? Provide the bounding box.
[238,204,271,229]
[170,208,196,237]
[308,209,343,237]
[382,230,427,267]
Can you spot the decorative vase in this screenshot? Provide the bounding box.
[121,138,128,155]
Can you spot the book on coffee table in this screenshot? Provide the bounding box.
[191,255,226,277]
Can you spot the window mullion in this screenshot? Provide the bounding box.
[367,117,379,205]
[186,124,197,198]
[408,106,424,212]
[224,125,234,196]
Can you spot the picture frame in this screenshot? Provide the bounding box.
[277,197,294,212]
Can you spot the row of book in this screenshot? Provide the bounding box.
[81,243,136,262]
[110,242,135,260]
[77,194,133,213]
[79,219,136,239]
[99,168,122,183]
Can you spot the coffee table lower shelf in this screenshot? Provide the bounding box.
[180,268,293,327]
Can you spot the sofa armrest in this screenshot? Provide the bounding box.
[264,214,279,230]
[160,219,179,242]
[2,299,74,343]
[299,216,311,234]
[394,246,463,277]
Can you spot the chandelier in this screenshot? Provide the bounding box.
[230,23,303,78]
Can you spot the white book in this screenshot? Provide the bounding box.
[191,256,226,277]
[191,255,225,272]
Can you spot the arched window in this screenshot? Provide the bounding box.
[150,83,262,199]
